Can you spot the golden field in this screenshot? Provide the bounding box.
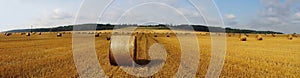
[0,29,299,78]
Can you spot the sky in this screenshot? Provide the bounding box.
[0,0,300,33]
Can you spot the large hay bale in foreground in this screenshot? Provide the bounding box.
[239,35,247,41]
[109,36,137,66]
[256,35,263,40]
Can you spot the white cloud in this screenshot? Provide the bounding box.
[295,12,300,19]
[224,14,236,20]
[246,0,300,33]
[31,9,75,28]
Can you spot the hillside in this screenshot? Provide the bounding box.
[5,24,283,34]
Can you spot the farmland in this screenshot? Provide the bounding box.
[0,29,300,78]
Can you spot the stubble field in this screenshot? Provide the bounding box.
[0,29,299,78]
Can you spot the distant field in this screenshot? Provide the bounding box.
[0,29,299,77]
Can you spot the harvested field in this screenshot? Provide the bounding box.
[0,29,300,77]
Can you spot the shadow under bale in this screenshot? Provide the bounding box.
[113,59,165,67]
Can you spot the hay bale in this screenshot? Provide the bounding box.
[107,36,111,41]
[256,35,263,40]
[109,36,137,66]
[245,34,249,37]
[288,34,293,40]
[95,33,100,37]
[292,33,297,37]
[228,34,232,37]
[218,33,221,36]
[239,35,247,41]
[272,34,276,37]
[4,33,12,36]
[21,33,26,35]
[26,33,31,36]
[57,33,62,37]
[154,33,158,37]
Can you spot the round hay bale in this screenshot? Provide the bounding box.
[239,35,247,41]
[245,34,249,37]
[228,34,232,37]
[109,36,137,66]
[95,33,100,37]
[292,33,297,37]
[218,33,221,36]
[26,33,31,36]
[256,35,263,40]
[272,34,276,37]
[107,36,111,41]
[288,34,293,40]
[57,33,62,37]
[4,33,12,36]
[166,35,170,37]
[89,32,94,34]
[21,33,26,35]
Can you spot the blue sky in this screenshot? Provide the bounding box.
[1,0,300,33]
